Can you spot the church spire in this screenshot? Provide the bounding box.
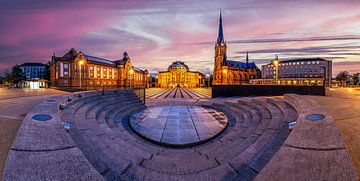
[217,10,225,45]
[246,52,249,64]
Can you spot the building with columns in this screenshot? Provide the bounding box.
[212,11,261,85]
[156,61,204,88]
[50,48,149,89]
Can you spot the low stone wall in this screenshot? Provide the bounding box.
[255,94,357,180]
[212,85,325,97]
[2,89,124,181]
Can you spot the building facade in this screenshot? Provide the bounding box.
[157,61,204,88]
[20,63,46,79]
[258,57,332,86]
[212,12,261,85]
[50,48,149,89]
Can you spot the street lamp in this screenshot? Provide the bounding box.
[206,74,210,88]
[272,59,279,84]
[78,60,84,89]
[129,68,134,89]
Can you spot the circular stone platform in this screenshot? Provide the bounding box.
[129,106,228,147]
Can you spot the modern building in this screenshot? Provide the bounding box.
[20,63,46,79]
[257,57,332,86]
[157,61,204,88]
[50,48,149,90]
[212,11,261,85]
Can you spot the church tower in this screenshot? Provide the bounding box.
[213,10,227,84]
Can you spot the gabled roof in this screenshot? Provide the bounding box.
[227,60,258,69]
[84,55,115,66]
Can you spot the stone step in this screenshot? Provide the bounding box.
[98,124,158,158]
[85,96,137,118]
[100,99,142,123]
[70,126,133,176]
[228,129,278,174]
[140,153,220,175]
[96,99,141,122]
[73,94,121,113]
[238,98,272,119]
[267,98,298,123]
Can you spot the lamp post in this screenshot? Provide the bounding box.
[272,59,279,84]
[206,74,210,88]
[129,68,134,89]
[78,60,84,89]
[320,66,326,86]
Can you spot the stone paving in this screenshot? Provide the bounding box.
[2,88,358,180]
[309,87,360,177]
[130,106,228,146]
[146,88,211,99]
[0,88,68,179]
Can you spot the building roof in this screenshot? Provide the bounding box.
[264,57,331,65]
[280,57,330,63]
[168,61,189,71]
[84,55,115,66]
[20,63,46,67]
[227,60,258,69]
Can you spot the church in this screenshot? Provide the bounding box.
[212,12,261,85]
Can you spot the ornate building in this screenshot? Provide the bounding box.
[157,61,204,88]
[213,12,261,85]
[50,48,149,89]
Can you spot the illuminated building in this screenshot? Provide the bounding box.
[256,57,332,86]
[50,48,149,89]
[157,61,204,88]
[212,11,261,85]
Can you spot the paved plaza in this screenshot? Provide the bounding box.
[130,106,228,146]
[309,87,360,175]
[1,87,360,180]
[0,88,68,178]
[146,88,211,99]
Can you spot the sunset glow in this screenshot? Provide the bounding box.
[1,0,360,76]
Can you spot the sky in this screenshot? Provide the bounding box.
[0,0,360,77]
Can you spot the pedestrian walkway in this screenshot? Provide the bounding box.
[146,88,211,99]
